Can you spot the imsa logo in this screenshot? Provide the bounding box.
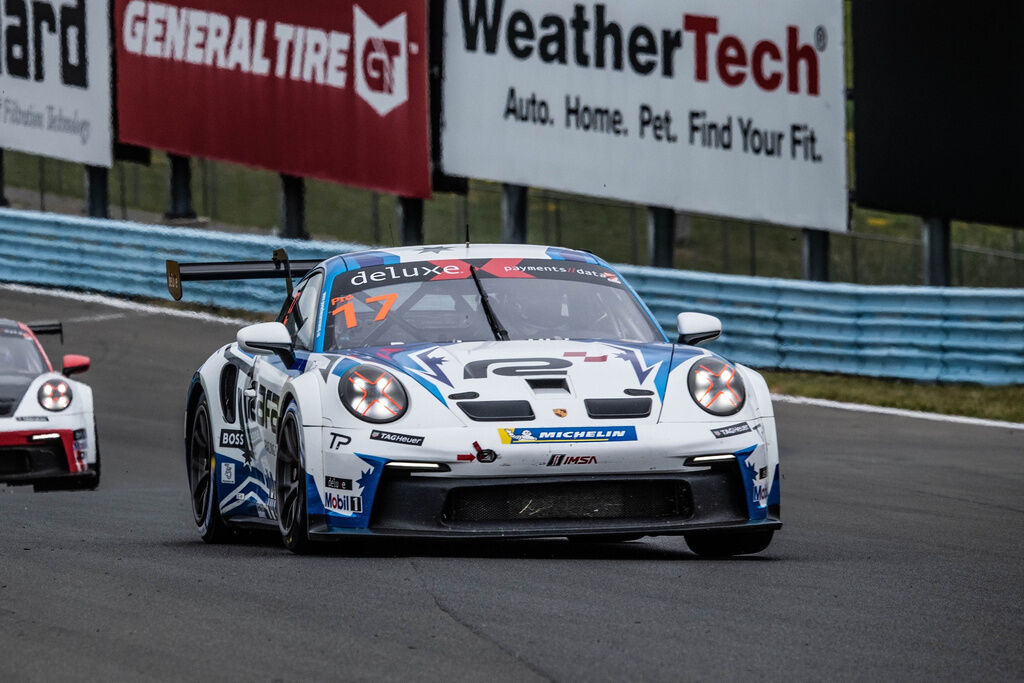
[546,454,597,467]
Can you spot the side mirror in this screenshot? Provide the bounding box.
[676,312,722,346]
[62,354,90,376]
[237,322,295,367]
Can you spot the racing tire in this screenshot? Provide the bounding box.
[187,397,231,543]
[684,530,774,558]
[276,403,314,554]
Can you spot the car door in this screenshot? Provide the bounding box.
[246,271,324,515]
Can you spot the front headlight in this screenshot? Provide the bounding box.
[339,364,409,423]
[38,379,73,411]
[687,357,745,416]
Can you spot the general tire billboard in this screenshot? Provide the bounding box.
[441,0,847,231]
[0,0,112,167]
[115,0,430,197]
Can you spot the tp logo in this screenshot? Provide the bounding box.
[354,6,408,116]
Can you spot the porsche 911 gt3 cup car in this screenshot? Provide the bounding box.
[0,320,99,491]
[168,244,780,555]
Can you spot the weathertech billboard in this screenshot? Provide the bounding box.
[115,0,430,197]
[441,0,847,231]
[0,0,112,167]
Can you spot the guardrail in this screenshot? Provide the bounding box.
[1,209,1021,384]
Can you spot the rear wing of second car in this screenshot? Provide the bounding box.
[165,249,323,301]
[27,321,63,343]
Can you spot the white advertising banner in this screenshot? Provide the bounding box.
[442,0,848,231]
[0,0,112,167]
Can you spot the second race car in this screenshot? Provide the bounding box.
[0,320,98,491]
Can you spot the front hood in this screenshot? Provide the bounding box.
[345,340,702,425]
[0,373,34,417]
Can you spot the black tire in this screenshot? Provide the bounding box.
[187,397,231,543]
[685,530,774,558]
[276,404,313,554]
[79,417,101,490]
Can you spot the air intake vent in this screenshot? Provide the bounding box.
[526,377,570,395]
[585,398,652,419]
[444,480,693,524]
[458,400,535,421]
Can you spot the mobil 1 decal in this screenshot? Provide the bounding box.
[442,0,847,232]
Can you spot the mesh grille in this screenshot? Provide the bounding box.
[0,446,64,475]
[444,480,692,524]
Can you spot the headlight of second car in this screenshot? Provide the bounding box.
[687,357,745,416]
[38,379,73,411]
[339,364,409,423]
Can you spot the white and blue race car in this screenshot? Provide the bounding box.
[167,244,780,555]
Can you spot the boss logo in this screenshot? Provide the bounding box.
[219,429,246,449]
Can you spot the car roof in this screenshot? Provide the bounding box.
[317,243,604,278]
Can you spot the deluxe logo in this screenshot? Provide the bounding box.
[324,476,353,491]
[499,426,637,444]
[458,0,822,96]
[324,491,363,513]
[354,6,409,116]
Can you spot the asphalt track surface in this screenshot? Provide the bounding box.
[1,287,1021,682]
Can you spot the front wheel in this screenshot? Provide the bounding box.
[187,397,231,543]
[276,404,314,554]
[685,530,774,557]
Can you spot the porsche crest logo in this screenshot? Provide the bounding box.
[553,408,567,418]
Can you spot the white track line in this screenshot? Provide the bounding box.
[3,282,1020,431]
[771,394,1024,431]
[0,282,253,326]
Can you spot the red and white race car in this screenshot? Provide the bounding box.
[0,320,99,491]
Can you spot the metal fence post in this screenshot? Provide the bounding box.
[802,229,830,281]
[166,154,197,220]
[647,206,674,268]
[922,217,951,285]
[280,174,308,239]
[85,166,109,218]
[0,150,8,207]
[398,197,424,245]
[501,184,528,243]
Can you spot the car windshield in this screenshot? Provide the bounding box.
[0,329,47,375]
[322,258,663,351]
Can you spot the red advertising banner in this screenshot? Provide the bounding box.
[115,0,430,197]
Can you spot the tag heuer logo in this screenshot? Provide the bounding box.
[553,408,567,418]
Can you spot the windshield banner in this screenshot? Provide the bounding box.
[115,0,430,196]
[441,0,847,231]
[0,0,112,166]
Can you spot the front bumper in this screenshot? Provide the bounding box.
[0,428,90,486]
[309,465,781,540]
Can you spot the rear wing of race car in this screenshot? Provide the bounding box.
[166,249,322,301]
[28,321,63,343]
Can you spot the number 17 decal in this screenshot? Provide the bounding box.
[331,293,398,329]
